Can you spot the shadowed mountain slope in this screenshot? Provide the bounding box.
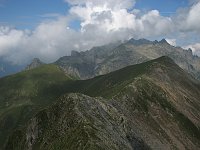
[4,56,200,150]
[0,64,73,146]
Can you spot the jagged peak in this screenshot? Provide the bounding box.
[26,58,44,70]
[159,39,169,44]
[188,48,193,53]
[32,58,42,63]
[127,38,152,45]
[71,50,80,57]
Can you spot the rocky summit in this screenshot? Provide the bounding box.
[2,56,200,150]
[26,58,44,70]
[55,39,200,80]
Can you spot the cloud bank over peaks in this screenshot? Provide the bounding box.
[184,43,200,56]
[0,0,200,65]
[176,1,200,32]
[166,38,176,46]
[65,0,136,9]
[69,0,173,35]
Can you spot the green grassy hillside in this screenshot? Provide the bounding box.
[1,56,200,149]
[0,64,72,146]
[56,56,195,98]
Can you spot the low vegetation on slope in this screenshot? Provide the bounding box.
[1,56,200,149]
[0,64,72,146]
[6,93,150,150]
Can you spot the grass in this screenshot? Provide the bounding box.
[126,78,200,141]
[1,56,200,148]
[0,57,153,148]
[0,64,72,146]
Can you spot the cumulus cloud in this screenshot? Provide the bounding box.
[65,0,136,9]
[166,38,176,46]
[184,43,200,56]
[0,0,200,64]
[176,1,200,32]
[0,17,74,64]
[186,2,200,31]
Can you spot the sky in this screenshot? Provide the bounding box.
[0,0,200,64]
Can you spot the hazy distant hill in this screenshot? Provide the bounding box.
[0,59,24,78]
[55,39,200,80]
[3,56,200,149]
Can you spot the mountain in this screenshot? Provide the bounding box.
[55,41,122,79]
[4,56,200,149]
[55,38,200,80]
[0,58,44,78]
[25,58,44,70]
[0,64,73,146]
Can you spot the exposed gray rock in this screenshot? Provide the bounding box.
[26,58,44,70]
[55,39,200,80]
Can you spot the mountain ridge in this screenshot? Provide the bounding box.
[55,38,200,80]
[2,56,200,149]
[25,58,44,70]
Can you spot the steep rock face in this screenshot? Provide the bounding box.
[6,93,150,150]
[55,39,200,80]
[94,39,200,79]
[55,42,122,79]
[26,58,44,70]
[6,57,200,150]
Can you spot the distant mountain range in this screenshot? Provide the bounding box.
[1,38,200,81]
[1,56,200,149]
[0,38,200,149]
[55,38,200,80]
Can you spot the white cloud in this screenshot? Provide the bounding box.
[184,43,200,56]
[175,1,200,32]
[185,2,200,31]
[0,0,200,64]
[70,3,173,36]
[65,0,136,9]
[166,38,176,46]
[0,17,79,64]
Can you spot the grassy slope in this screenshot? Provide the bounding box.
[0,58,158,148]
[5,57,200,149]
[1,56,200,149]
[64,56,200,142]
[0,64,72,146]
[55,56,177,97]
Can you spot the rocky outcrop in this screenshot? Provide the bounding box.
[55,39,200,80]
[6,57,200,150]
[26,58,44,70]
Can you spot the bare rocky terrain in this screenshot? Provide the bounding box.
[4,57,200,150]
[55,39,200,80]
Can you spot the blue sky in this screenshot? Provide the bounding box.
[0,0,200,64]
[0,0,189,29]
[0,0,69,29]
[135,0,188,15]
